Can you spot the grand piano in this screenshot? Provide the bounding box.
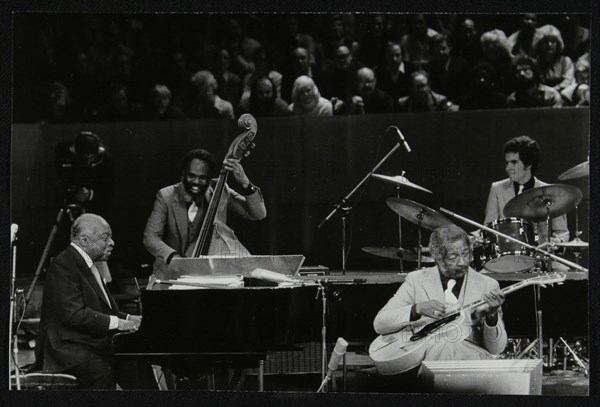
[113,255,323,390]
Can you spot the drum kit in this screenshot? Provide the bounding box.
[363,159,589,273]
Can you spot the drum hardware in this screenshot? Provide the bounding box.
[557,159,589,181]
[362,246,435,264]
[372,171,433,272]
[439,208,587,273]
[318,135,407,275]
[482,218,536,273]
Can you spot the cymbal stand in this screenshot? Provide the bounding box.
[318,143,402,275]
[416,211,425,269]
[558,337,588,376]
[396,184,403,272]
[316,282,328,390]
[9,231,21,390]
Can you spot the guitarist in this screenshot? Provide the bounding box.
[143,148,266,278]
[374,225,508,364]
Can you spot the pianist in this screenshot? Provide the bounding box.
[34,214,141,389]
[143,147,266,277]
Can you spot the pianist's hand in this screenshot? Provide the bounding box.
[127,315,142,324]
[118,319,140,332]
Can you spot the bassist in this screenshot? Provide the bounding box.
[143,148,266,278]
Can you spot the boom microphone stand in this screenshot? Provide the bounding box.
[318,142,403,275]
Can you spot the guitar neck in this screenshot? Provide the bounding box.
[448,278,536,316]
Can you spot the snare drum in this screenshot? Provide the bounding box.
[483,218,536,272]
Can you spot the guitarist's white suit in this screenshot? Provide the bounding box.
[374,267,508,361]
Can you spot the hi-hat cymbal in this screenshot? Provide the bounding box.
[504,184,582,222]
[362,246,435,263]
[558,161,589,181]
[371,174,433,194]
[554,239,589,249]
[386,198,453,231]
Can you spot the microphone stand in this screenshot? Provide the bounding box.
[317,282,328,391]
[10,233,21,390]
[318,143,402,275]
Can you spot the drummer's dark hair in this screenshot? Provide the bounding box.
[429,225,472,262]
[504,135,540,174]
[180,148,216,177]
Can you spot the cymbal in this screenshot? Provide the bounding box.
[371,174,433,194]
[558,161,589,181]
[362,246,435,263]
[554,239,589,249]
[386,198,453,231]
[504,184,583,222]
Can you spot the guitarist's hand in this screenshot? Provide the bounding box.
[482,288,505,325]
[415,300,446,319]
[223,158,251,188]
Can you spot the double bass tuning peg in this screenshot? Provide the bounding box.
[244,150,251,157]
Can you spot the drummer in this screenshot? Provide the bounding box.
[484,135,569,244]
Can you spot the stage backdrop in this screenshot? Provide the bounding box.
[11,107,589,277]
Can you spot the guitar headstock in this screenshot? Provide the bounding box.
[227,114,257,160]
[525,272,567,288]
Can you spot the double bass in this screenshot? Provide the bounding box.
[191,113,258,258]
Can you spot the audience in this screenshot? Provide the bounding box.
[340,67,394,115]
[240,76,292,117]
[398,70,458,112]
[13,13,591,123]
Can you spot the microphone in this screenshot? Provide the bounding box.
[250,268,295,284]
[392,126,411,153]
[11,224,18,244]
[326,337,349,377]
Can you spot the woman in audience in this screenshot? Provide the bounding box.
[289,75,332,116]
[534,24,575,93]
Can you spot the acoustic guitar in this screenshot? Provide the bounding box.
[368,272,566,375]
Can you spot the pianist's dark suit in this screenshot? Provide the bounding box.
[35,245,127,388]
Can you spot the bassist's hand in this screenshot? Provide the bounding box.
[415,300,446,319]
[223,158,250,188]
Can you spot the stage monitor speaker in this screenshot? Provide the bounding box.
[419,359,543,395]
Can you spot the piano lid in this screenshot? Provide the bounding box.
[167,255,305,278]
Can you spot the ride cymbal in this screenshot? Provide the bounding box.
[504,184,582,222]
[386,198,453,231]
[371,174,433,194]
[558,161,589,181]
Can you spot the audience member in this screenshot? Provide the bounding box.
[143,84,186,120]
[212,48,242,109]
[357,14,392,68]
[397,70,458,112]
[424,34,470,101]
[289,75,332,116]
[506,55,563,108]
[320,45,363,102]
[187,70,235,119]
[240,76,292,117]
[507,14,542,58]
[161,51,192,109]
[400,14,439,69]
[561,57,590,106]
[222,17,261,77]
[340,67,394,115]
[240,47,283,109]
[452,18,483,64]
[40,82,84,123]
[478,29,514,94]
[98,83,143,122]
[454,61,507,110]
[373,42,412,104]
[555,14,590,61]
[281,46,316,103]
[321,14,359,67]
[534,24,575,92]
